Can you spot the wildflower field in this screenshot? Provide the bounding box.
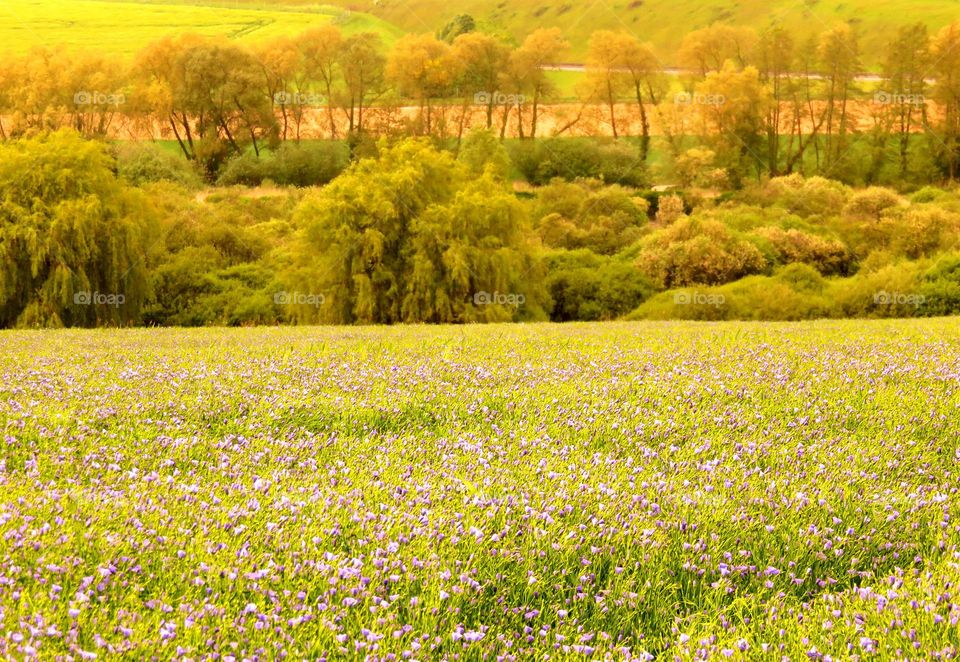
[1,320,959,660]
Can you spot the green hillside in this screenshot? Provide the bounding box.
[327,0,960,65]
[0,0,403,57]
[2,0,958,64]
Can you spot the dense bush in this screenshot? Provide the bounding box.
[631,264,831,321]
[533,179,649,254]
[544,250,655,321]
[655,194,687,225]
[633,216,769,287]
[842,186,905,221]
[114,142,202,188]
[744,175,851,218]
[218,142,350,187]
[918,252,960,316]
[885,207,960,259]
[749,226,853,275]
[508,138,648,187]
[141,187,300,326]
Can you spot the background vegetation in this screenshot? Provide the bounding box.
[1,2,959,327]
[3,129,959,328]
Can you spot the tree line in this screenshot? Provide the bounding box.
[4,20,960,183]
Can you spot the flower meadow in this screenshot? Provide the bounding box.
[1,320,960,661]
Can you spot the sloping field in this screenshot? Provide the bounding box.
[0,0,402,57]
[326,0,960,64]
[4,0,957,62]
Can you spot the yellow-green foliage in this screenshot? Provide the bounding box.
[752,175,851,218]
[633,216,768,287]
[0,131,154,327]
[293,138,547,324]
[533,179,649,255]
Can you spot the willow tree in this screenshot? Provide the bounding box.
[0,131,153,327]
[292,136,546,324]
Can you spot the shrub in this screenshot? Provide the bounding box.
[750,226,853,275]
[828,262,925,318]
[674,148,728,188]
[114,142,202,188]
[633,216,768,287]
[655,194,686,225]
[218,142,350,187]
[533,180,649,254]
[909,186,950,204]
[918,253,960,316]
[544,250,655,321]
[629,265,833,321]
[842,186,905,221]
[760,174,851,218]
[885,207,960,259]
[508,138,647,187]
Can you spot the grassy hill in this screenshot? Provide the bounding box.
[3,0,958,65]
[0,0,403,57]
[324,0,960,66]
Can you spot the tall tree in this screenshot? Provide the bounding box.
[582,30,663,152]
[931,23,960,179]
[882,24,930,179]
[754,26,794,175]
[452,32,510,130]
[255,36,301,141]
[300,25,344,139]
[583,30,630,139]
[0,131,153,327]
[679,24,757,76]
[509,28,569,139]
[338,33,386,135]
[818,24,860,174]
[386,34,458,135]
[135,35,276,176]
[696,64,771,185]
[619,35,664,161]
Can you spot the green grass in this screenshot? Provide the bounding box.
[544,69,585,100]
[0,0,403,58]
[0,320,959,657]
[321,0,960,65]
[3,0,958,64]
